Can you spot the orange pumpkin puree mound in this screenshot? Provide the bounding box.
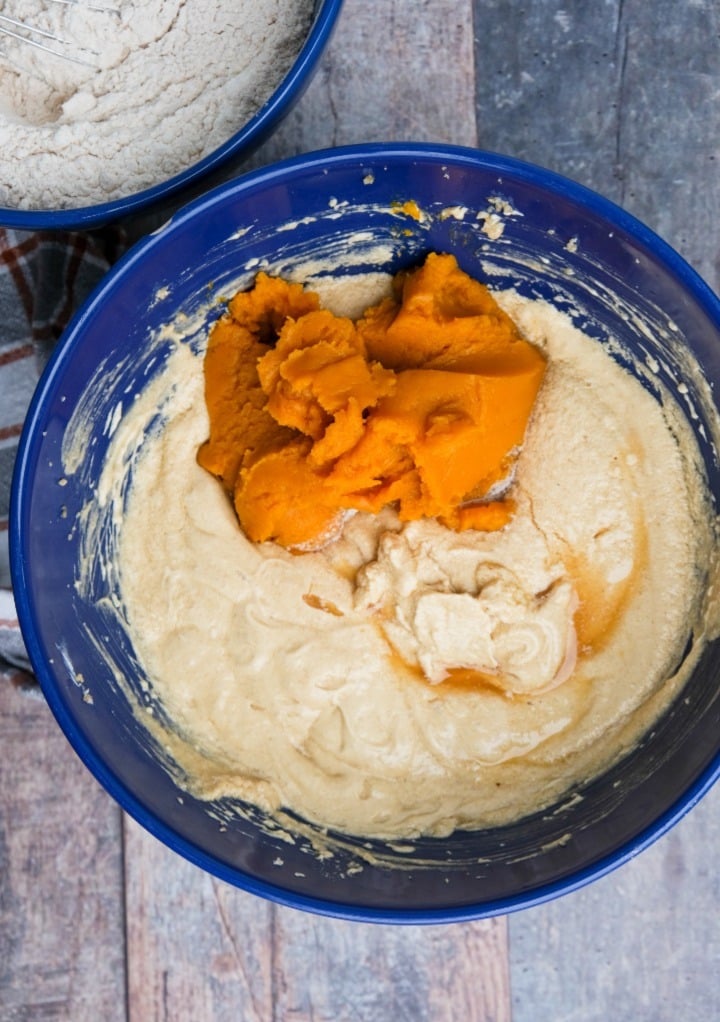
[197,253,548,548]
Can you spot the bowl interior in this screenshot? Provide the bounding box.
[11,145,720,922]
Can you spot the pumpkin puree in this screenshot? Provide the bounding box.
[197,252,547,548]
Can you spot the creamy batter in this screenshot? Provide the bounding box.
[104,284,715,841]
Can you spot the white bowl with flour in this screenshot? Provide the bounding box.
[0,0,342,228]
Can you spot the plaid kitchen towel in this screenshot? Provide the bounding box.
[0,227,127,677]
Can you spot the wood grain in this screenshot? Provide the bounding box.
[124,816,510,1022]
[474,1,720,1017]
[510,789,720,1022]
[0,673,126,1022]
[249,0,479,166]
[474,0,626,199]
[124,816,274,1022]
[607,0,720,289]
[272,909,509,1022]
[473,0,720,288]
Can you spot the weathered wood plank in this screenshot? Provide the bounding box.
[607,0,720,290]
[510,787,720,1021]
[474,0,625,199]
[0,672,126,1022]
[273,910,510,1022]
[124,816,275,1022]
[473,0,720,288]
[125,815,511,1022]
[250,0,479,167]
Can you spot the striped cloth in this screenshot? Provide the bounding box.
[0,227,127,680]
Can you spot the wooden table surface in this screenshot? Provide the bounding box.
[3,1,720,1018]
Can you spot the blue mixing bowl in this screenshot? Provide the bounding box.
[0,0,343,232]
[11,144,720,922]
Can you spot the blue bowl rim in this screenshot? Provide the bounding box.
[0,0,344,232]
[11,141,720,924]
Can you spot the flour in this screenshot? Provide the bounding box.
[0,0,314,209]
